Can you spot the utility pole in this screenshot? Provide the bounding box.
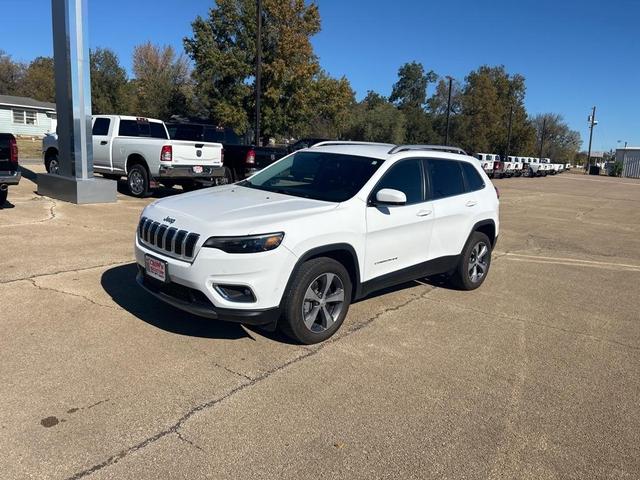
[586,106,597,173]
[444,76,453,145]
[505,104,514,162]
[538,117,546,163]
[255,0,262,146]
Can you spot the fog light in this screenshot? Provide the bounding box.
[214,284,256,303]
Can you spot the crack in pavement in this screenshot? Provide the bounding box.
[1,197,58,227]
[0,260,132,286]
[27,278,118,310]
[175,430,205,453]
[63,284,438,479]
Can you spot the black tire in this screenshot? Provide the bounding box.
[449,231,492,291]
[280,257,352,344]
[0,188,7,207]
[45,154,60,174]
[127,163,150,198]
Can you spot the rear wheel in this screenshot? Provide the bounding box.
[127,164,150,198]
[449,231,492,291]
[0,188,7,207]
[46,155,60,174]
[280,257,352,344]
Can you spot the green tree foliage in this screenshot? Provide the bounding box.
[427,77,462,144]
[20,56,55,102]
[0,50,25,96]
[132,42,191,120]
[184,0,321,138]
[90,48,133,115]
[347,91,406,144]
[306,71,355,138]
[532,113,582,161]
[390,62,437,144]
[457,66,535,155]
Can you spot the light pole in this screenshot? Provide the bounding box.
[586,106,597,172]
[255,0,262,146]
[505,104,514,162]
[444,76,453,145]
[538,117,546,164]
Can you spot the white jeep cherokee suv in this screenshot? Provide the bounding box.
[135,142,499,344]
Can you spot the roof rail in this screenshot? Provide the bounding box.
[312,141,393,148]
[388,144,468,155]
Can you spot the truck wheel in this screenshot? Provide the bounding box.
[127,164,150,197]
[280,257,352,344]
[220,167,234,185]
[46,155,60,174]
[0,188,7,207]
[449,231,492,291]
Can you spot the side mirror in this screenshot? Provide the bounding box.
[375,188,407,206]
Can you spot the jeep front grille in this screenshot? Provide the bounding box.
[138,216,200,260]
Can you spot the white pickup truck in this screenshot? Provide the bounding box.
[505,156,524,177]
[42,115,226,197]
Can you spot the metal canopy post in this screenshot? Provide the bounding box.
[37,0,116,204]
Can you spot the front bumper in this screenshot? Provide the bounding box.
[136,269,280,325]
[157,165,225,179]
[135,235,298,320]
[0,171,21,186]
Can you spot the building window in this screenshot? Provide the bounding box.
[12,109,38,125]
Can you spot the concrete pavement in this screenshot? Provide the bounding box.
[1,166,639,479]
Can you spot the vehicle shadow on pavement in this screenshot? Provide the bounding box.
[101,263,253,340]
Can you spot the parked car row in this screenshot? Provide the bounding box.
[474,153,570,178]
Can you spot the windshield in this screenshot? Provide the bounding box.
[239,151,384,202]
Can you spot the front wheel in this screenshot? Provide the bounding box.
[280,257,352,344]
[127,164,150,198]
[449,231,492,291]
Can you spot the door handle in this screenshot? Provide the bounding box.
[100,141,107,145]
[465,200,478,207]
[416,209,432,217]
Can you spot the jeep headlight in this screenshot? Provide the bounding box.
[202,232,284,253]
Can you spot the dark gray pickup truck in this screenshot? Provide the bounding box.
[0,133,21,207]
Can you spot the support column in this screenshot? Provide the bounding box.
[37,0,116,204]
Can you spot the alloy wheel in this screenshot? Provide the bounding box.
[129,170,144,195]
[468,241,489,283]
[301,273,345,333]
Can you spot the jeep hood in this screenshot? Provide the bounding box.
[142,185,338,236]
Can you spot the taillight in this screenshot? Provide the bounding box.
[495,186,500,199]
[160,145,172,162]
[221,148,225,164]
[9,137,18,164]
[245,149,256,165]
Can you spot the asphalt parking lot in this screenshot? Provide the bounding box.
[1,165,639,480]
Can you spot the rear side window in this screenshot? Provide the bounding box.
[426,159,465,200]
[92,118,110,136]
[119,120,139,137]
[461,162,485,192]
[374,159,423,205]
[149,122,168,139]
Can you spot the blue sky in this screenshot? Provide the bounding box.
[3,0,639,150]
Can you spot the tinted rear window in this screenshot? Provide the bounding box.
[427,159,465,200]
[461,161,485,192]
[118,120,167,139]
[168,124,204,141]
[92,118,110,136]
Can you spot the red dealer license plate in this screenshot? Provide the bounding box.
[145,255,167,282]
[192,165,203,174]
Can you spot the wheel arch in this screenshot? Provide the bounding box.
[44,147,58,161]
[283,243,362,305]
[126,154,149,174]
[470,219,497,247]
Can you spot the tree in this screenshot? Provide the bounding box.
[184,0,321,138]
[389,62,437,144]
[20,56,55,102]
[427,77,463,144]
[0,50,25,96]
[531,113,581,161]
[132,42,191,119]
[457,66,535,156]
[346,91,406,144]
[306,71,355,138]
[90,48,133,115]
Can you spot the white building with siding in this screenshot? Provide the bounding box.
[616,148,640,179]
[0,95,57,137]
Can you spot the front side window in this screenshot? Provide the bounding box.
[373,159,423,205]
[426,159,466,200]
[240,151,384,202]
[92,117,110,136]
